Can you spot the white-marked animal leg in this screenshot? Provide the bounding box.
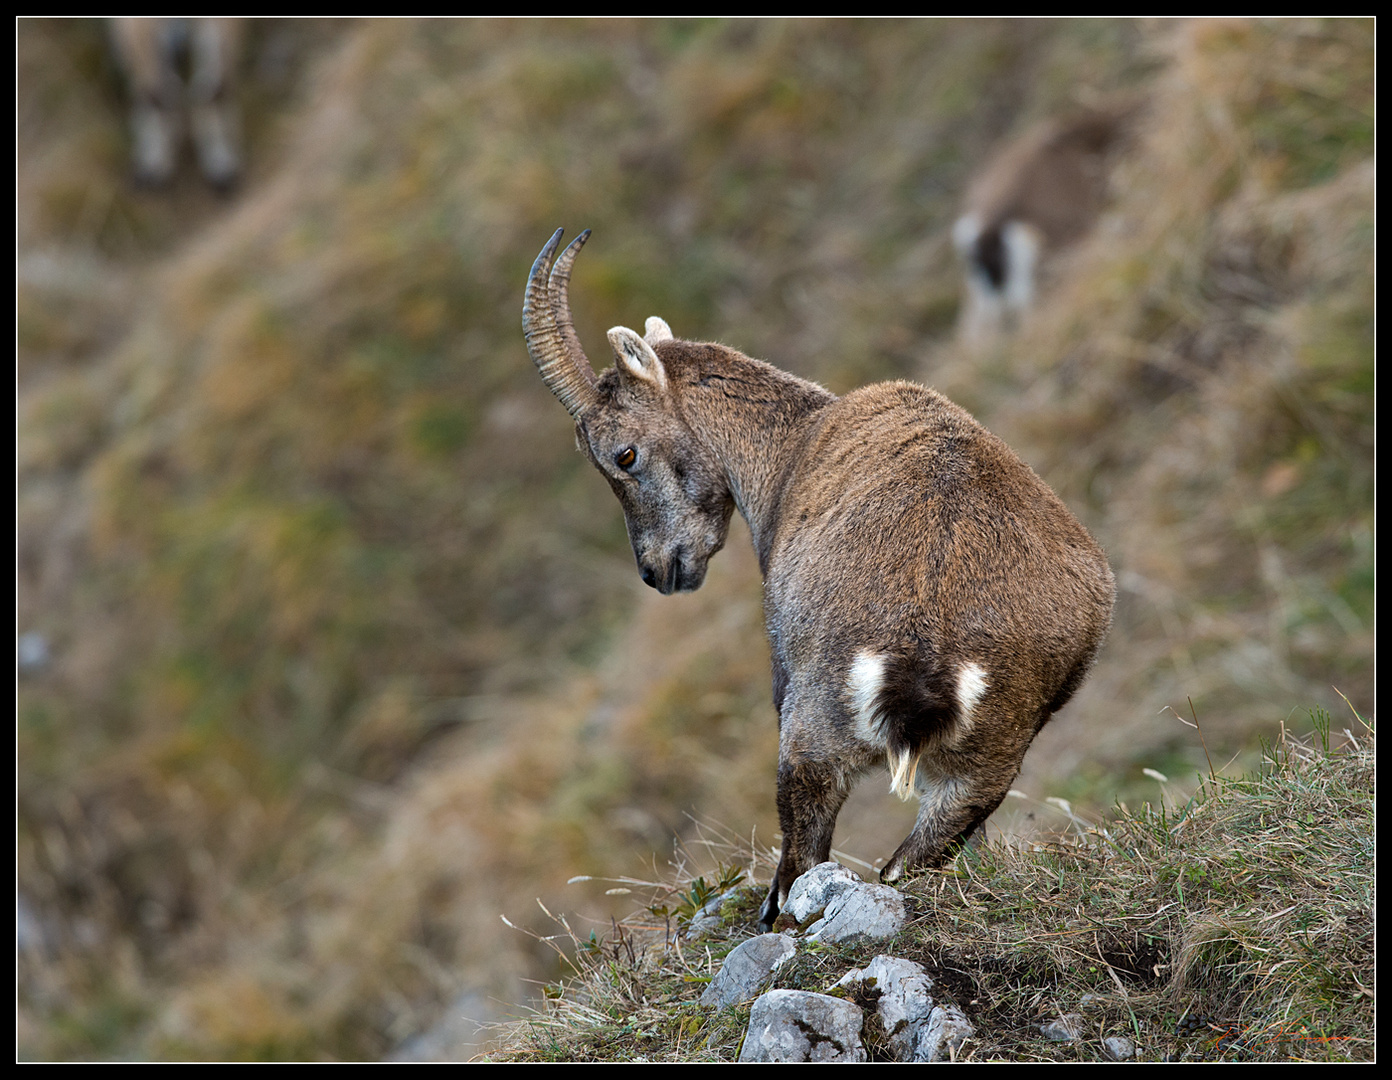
[129,100,178,187]
[111,18,181,187]
[188,18,243,191]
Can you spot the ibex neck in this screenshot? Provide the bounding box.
[671,346,835,575]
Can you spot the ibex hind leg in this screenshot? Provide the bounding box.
[756,758,852,931]
[880,767,1014,884]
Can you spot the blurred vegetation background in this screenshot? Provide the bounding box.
[17,17,1372,1061]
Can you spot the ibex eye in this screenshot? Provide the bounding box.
[615,446,637,469]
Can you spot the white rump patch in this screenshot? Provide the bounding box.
[848,653,989,802]
[954,662,989,742]
[1001,220,1042,312]
[847,650,887,747]
[846,649,921,803]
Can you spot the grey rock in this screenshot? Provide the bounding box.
[808,882,907,943]
[1041,1013,1084,1041]
[700,933,797,1008]
[835,954,975,1062]
[837,955,936,1061]
[782,861,862,924]
[920,1003,975,1061]
[1104,1034,1137,1060]
[685,913,722,939]
[739,989,866,1062]
[685,886,744,941]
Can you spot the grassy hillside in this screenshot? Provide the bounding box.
[489,719,1374,1062]
[18,17,1371,1060]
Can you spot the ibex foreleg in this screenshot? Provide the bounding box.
[758,755,854,931]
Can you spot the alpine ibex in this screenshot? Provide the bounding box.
[108,17,245,191]
[953,102,1136,343]
[523,229,1115,929]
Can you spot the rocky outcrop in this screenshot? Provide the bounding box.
[699,933,797,1009]
[837,954,974,1062]
[705,863,976,1062]
[781,861,908,943]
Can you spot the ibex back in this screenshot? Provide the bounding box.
[523,229,1116,929]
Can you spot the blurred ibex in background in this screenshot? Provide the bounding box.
[523,229,1115,930]
[108,17,245,191]
[953,102,1137,343]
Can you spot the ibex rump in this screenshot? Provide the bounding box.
[523,229,1115,929]
[954,103,1136,343]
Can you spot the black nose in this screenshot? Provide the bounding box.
[638,559,681,594]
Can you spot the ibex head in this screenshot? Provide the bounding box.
[523,229,735,594]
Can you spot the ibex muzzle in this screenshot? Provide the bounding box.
[523,229,1116,930]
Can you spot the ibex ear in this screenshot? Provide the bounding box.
[608,325,668,393]
[644,316,674,344]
